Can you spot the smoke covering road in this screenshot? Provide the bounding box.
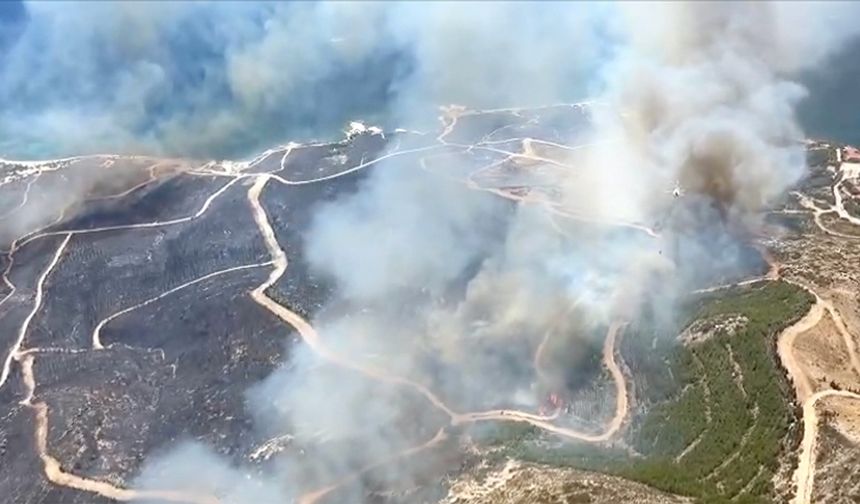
[4,2,860,504]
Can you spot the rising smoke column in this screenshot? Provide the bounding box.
[578,3,827,225]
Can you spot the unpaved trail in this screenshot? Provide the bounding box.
[436,105,465,143]
[448,142,575,170]
[92,261,273,349]
[824,301,860,379]
[532,303,581,388]
[0,175,239,318]
[245,174,630,441]
[544,204,659,238]
[776,279,860,400]
[0,173,241,372]
[533,325,554,387]
[742,253,826,504]
[88,161,165,202]
[0,233,71,389]
[296,428,448,504]
[195,144,445,186]
[0,206,70,310]
[15,177,240,250]
[777,297,824,403]
[18,355,220,504]
[785,292,860,504]
[0,172,40,221]
[457,322,628,443]
[3,106,637,502]
[792,190,859,240]
[241,108,639,450]
[769,243,860,503]
[6,235,221,503]
[832,174,860,227]
[464,173,658,239]
[246,175,461,420]
[272,145,443,185]
[601,321,630,439]
[793,389,860,504]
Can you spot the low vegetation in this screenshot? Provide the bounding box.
[482,281,813,504]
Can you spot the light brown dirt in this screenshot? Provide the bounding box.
[441,459,690,504]
[794,310,860,393]
[772,146,860,504]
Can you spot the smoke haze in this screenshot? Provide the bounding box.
[0,2,604,159]
[144,1,860,502]
[6,1,860,503]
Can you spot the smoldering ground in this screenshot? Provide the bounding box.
[10,1,851,503]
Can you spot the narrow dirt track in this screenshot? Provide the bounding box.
[246,174,629,440]
[769,251,860,503]
[18,355,219,504]
[0,172,40,221]
[0,233,71,389]
[15,177,240,250]
[457,322,628,442]
[782,289,860,504]
[4,106,633,502]
[792,190,860,240]
[777,297,824,403]
[241,109,640,444]
[0,174,241,338]
[824,302,860,378]
[245,171,633,501]
[92,261,273,350]
[738,159,860,504]
[296,428,449,504]
[772,154,860,501]
[832,176,860,227]
[794,389,860,504]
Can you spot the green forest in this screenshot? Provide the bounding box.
[486,281,814,504]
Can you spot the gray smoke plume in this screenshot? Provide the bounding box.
[11,1,847,503]
[0,2,602,159]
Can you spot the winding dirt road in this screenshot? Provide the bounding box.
[246,174,629,439]
[772,156,860,503]
[456,322,628,442]
[794,389,860,504]
[781,285,860,504]
[687,163,860,504]
[832,175,860,227]
[777,296,824,403]
[235,110,640,498]
[768,265,860,503]
[0,233,71,389]
[792,190,860,240]
[18,355,219,504]
[244,168,632,500]
[0,171,241,352]
[3,105,635,503]
[296,428,449,504]
[15,177,240,251]
[92,261,273,350]
[0,172,40,221]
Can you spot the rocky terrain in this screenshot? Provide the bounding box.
[442,460,690,504]
[768,142,860,504]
